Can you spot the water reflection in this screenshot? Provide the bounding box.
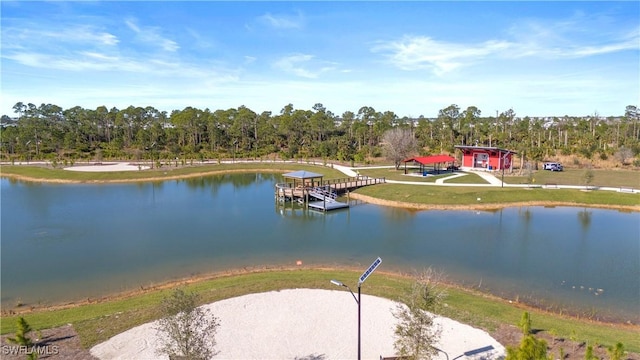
[577,208,592,231]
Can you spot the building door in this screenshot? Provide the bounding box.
[474,153,488,168]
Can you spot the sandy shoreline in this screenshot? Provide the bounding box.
[89,289,506,360]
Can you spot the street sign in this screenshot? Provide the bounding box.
[358,257,382,285]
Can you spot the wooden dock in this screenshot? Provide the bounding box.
[308,200,350,211]
[275,176,385,211]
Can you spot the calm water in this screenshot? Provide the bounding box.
[1,175,639,323]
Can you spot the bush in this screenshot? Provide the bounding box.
[505,335,548,360]
[155,289,220,360]
[6,317,38,360]
[393,269,445,360]
[519,311,532,336]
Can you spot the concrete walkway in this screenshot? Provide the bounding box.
[333,164,639,193]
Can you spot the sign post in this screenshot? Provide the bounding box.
[358,257,382,360]
[330,257,383,360]
[359,257,382,285]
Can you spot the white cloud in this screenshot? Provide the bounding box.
[371,36,512,75]
[505,16,640,59]
[373,16,638,75]
[3,47,242,83]
[273,54,318,78]
[124,18,179,52]
[1,25,119,49]
[186,28,214,49]
[259,12,304,29]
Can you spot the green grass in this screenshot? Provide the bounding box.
[354,183,639,208]
[442,172,488,184]
[505,168,640,188]
[358,166,438,182]
[0,162,347,182]
[1,269,637,352]
[357,167,476,183]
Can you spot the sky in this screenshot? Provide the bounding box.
[1,1,638,119]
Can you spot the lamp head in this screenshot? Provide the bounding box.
[330,279,344,287]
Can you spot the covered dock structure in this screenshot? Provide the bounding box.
[402,155,457,176]
[275,170,384,211]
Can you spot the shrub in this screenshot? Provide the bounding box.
[393,269,445,360]
[155,289,220,360]
[519,311,532,336]
[6,317,38,360]
[505,335,548,360]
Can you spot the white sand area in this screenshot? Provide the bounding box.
[64,162,150,172]
[90,289,505,360]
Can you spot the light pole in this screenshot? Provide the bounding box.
[330,257,382,360]
[330,279,361,360]
[433,346,449,360]
[501,150,511,188]
[232,139,238,163]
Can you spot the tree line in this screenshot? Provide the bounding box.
[1,102,638,166]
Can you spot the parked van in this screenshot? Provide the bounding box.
[543,162,563,171]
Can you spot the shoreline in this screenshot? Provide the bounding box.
[3,265,638,329]
[0,168,288,184]
[348,192,640,212]
[3,171,639,212]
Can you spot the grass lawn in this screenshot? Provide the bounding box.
[1,269,638,352]
[442,172,488,184]
[353,183,639,208]
[504,168,640,188]
[0,162,348,182]
[358,166,439,182]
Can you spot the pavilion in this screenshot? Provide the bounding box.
[402,154,457,175]
[281,170,324,188]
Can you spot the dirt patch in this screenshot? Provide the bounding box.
[1,324,95,360]
[491,324,640,359]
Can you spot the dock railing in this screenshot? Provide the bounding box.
[275,176,385,201]
[320,176,385,191]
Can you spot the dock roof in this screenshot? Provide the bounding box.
[282,170,324,179]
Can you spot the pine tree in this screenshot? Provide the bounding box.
[607,342,625,360]
[6,317,38,360]
[505,335,548,360]
[518,311,532,336]
[6,317,35,347]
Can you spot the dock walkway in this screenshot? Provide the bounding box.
[275,176,385,211]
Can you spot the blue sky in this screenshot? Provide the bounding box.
[1,1,638,118]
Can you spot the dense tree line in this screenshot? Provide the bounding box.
[1,102,638,166]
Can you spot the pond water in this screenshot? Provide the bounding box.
[1,174,638,323]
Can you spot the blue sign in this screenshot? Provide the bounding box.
[358,257,382,285]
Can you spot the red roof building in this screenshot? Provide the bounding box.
[402,154,456,175]
[454,145,515,171]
